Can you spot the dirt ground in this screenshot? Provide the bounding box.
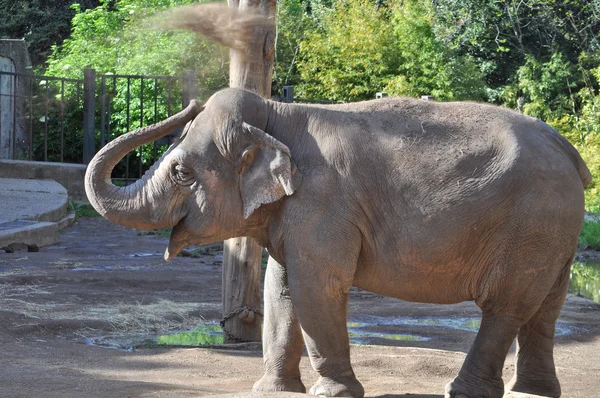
[0,217,599,398]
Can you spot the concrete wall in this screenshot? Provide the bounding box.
[0,55,15,159]
[0,40,32,160]
[0,159,87,201]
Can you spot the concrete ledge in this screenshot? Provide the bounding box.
[56,213,76,230]
[0,178,68,224]
[0,178,73,248]
[0,221,59,248]
[0,159,87,201]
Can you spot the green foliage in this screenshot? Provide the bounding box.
[544,57,600,213]
[46,0,227,83]
[505,53,578,120]
[295,0,487,102]
[432,0,600,93]
[44,0,229,170]
[579,220,600,251]
[570,261,600,303]
[272,0,315,93]
[384,0,486,101]
[0,0,100,66]
[296,0,400,101]
[70,201,100,219]
[25,78,85,163]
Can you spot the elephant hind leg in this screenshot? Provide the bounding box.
[445,312,521,398]
[505,257,573,398]
[445,252,574,398]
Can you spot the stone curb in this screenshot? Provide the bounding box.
[0,221,59,248]
[0,178,74,249]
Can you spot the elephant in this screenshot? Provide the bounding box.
[85,87,591,398]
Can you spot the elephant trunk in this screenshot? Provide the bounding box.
[84,100,202,230]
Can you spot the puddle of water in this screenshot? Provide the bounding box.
[127,253,156,258]
[70,265,155,272]
[348,328,429,344]
[570,261,600,303]
[82,324,225,351]
[83,315,575,352]
[349,316,571,336]
[154,324,224,347]
[352,315,481,332]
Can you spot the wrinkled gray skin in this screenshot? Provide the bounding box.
[85,88,592,398]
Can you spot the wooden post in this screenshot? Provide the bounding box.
[222,0,276,342]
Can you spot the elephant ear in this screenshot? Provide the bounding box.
[239,122,300,219]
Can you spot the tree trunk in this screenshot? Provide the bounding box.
[222,0,275,342]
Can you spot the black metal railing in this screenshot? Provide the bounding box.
[0,77,343,182]
[86,69,201,184]
[0,70,83,162]
[0,68,206,182]
[96,72,187,184]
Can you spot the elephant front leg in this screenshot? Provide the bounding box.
[253,256,306,393]
[287,263,364,398]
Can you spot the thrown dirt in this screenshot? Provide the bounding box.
[0,217,599,398]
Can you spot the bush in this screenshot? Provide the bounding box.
[580,220,600,251]
[296,0,400,101]
[384,0,487,101]
[570,261,600,303]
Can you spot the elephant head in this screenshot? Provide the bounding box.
[85,89,300,260]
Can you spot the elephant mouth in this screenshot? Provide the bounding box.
[164,221,189,260]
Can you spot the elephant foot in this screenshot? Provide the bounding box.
[309,375,364,398]
[505,373,561,398]
[253,374,306,393]
[445,374,504,398]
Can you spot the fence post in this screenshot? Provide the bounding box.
[182,70,197,107]
[282,85,294,103]
[83,68,96,164]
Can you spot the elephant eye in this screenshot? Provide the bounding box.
[172,164,195,186]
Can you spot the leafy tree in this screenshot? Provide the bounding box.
[43,0,229,173]
[503,52,578,120]
[433,0,600,96]
[0,0,100,66]
[273,0,315,94]
[296,0,400,101]
[384,0,487,101]
[46,0,227,85]
[296,0,486,101]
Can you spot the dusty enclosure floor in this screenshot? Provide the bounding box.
[0,217,599,398]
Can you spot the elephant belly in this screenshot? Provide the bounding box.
[352,259,477,305]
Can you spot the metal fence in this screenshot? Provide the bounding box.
[84,69,203,183]
[0,75,344,182]
[0,70,83,162]
[0,68,203,182]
